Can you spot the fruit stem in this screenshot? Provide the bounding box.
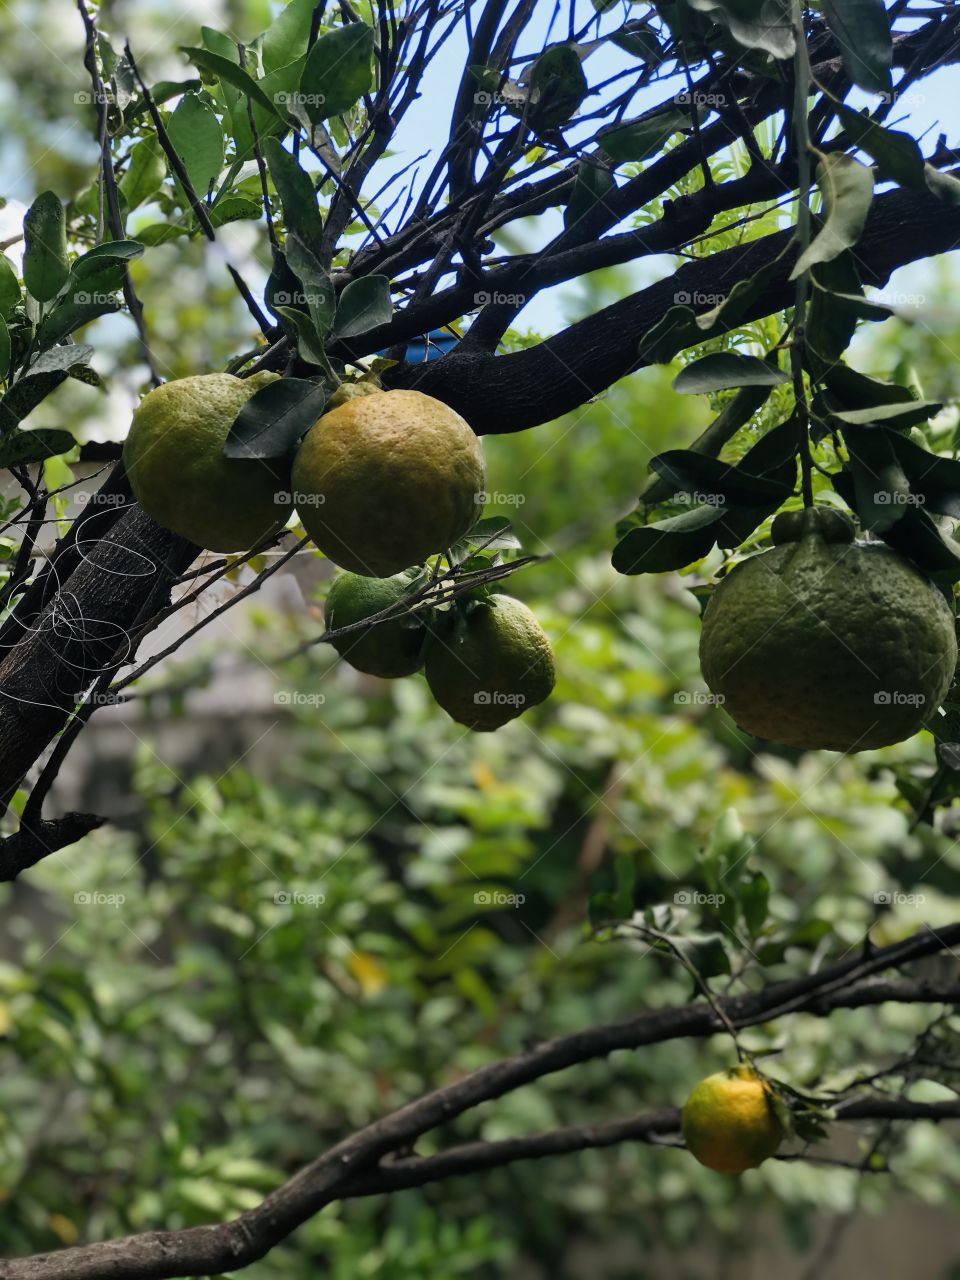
[791,0,814,510]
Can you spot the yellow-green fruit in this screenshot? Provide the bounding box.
[425,594,556,731]
[699,507,957,752]
[681,1066,784,1174]
[326,569,426,678]
[291,389,485,577]
[124,372,292,552]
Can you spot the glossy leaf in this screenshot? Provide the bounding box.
[791,154,874,278]
[527,45,588,130]
[264,137,322,252]
[0,254,21,319]
[166,92,224,199]
[687,0,795,58]
[119,135,167,210]
[0,427,76,465]
[22,191,68,303]
[673,353,789,394]
[224,377,327,459]
[822,0,892,94]
[299,23,374,122]
[599,107,689,163]
[564,159,616,230]
[332,275,393,339]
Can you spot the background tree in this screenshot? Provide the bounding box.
[0,0,960,1276]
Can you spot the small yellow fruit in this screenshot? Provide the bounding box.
[681,1065,784,1174]
[291,388,485,577]
[123,372,291,553]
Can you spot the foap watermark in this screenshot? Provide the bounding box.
[274,889,326,907]
[674,690,725,706]
[76,491,128,508]
[871,289,927,308]
[474,290,526,307]
[673,490,726,507]
[873,890,926,907]
[273,289,331,309]
[674,289,725,307]
[874,691,926,707]
[674,890,725,907]
[274,490,325,506]
[275,91,327,109]
[874,491,925,507]
[474,690,526,707]
[72,291,118,306]
[74,88,114,106]
[274,690,326,707]
[475,489,526,507]
[675,89,727,108]
[75,890,126,909]
[474,889,526,907]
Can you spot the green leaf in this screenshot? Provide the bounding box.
[119,134,167,210]
[0,254,21,319]
[844,425,910,532]
[822,0,892,94]
[831,400,942,429]
[166,92,224,199]
[0,345,93,431]
[673,353,789,394]
[0,427,76,465]
[791,154,874,278]
[72,240,145,291]
[611,20,664,62]
[871,428,960,519]
[224,377,327,459]
[564,160,615,231]
[285,234,336,335]
[209,196,264,227]
[648,449,794,505]
[0,316,9,382]
[687,0,795,59]
[924,165,960,206]
[261,0,319,73]
[275,306,327,366]
[612,504,724,574]
[36,298,121,350]
[180,47,284,121]
[740,872,770,936]
[299,22,374,123]
[332,275,393,339]
[881,506,960,583]
[805,252,866,379]
[22,191,68,303]
[598,107,689,163]
[527,45,588,130]
[834,104,924,189]
[263,137,322,252]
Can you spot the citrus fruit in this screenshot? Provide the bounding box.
[291,389,485,577]
[681,1065,784,1174]
[325,569,426,678]
[425,594,556,731]
[124,372,292,552]
[699,507,957,752]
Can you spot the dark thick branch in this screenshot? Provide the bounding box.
[382,180,960,433]
[0,506,196,818]
[0,811,105,879]
[2,927,956,1280]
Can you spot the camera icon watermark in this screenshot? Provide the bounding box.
[74,890,126,908]
[274,490,326,506]
[72,290,118,305]
[673,490,726,507]
[274,289,330,308]
[674,890,726,907]
[474,889,525,907]
[674,289,726,307]
[873,491,925,506]
[474,690,526,707]
[473,290,526,307]
[474,490,526,507]
[274,690,326,707]
[274,889,326,906]
[874,691,926,706]
[873,890,926,907]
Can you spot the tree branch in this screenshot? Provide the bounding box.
[2,927,956,1279]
